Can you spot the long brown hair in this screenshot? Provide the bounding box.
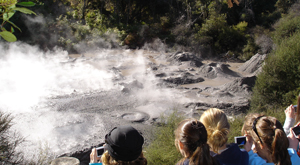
[174,119,217,165]
[295,95,300,122]
[251,116,291,165]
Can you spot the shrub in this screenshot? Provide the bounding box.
[0,111,24,164]
[241,37,259,61]
[144,111,184,165]
[272,14,300,44]
[250,31,300,111]
[195,10,246,56]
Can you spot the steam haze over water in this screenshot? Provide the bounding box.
[0,42,180,161]
[0,39,252,162]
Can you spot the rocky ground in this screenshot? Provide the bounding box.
[52,51,267,164]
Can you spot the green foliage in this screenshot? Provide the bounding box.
[0,0,36,42]
[145,111,184,165]
[0,111,24,164]
[273,14,300,44]
[251,31,300,111]
[228,115,245,143]
[276,0,297,14]
[241,37,259,61]
[196,9,246,56]
[233,21,248,34]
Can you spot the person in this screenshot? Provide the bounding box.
[174,118,219,165]
[241,113,284,152]
[89,125,147,165]
[199,108,249,165]
[283,95,300,135]
[244,115,300,165]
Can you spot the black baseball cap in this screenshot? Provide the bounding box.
[104,125,144,161]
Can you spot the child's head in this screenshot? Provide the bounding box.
[199,108,230,153]
[102,125,147,165]
[250,116,291,165]
[241,113,262,136]
[174,118,215,165]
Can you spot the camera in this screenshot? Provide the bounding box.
[292,125,300,137]
[234,136,246,146]
[96,146,105,157]
[294,105,298,112]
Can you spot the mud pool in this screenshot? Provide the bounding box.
[0,42,262,161]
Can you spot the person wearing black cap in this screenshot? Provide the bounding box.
[89,125,147,165]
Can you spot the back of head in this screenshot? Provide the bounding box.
[199,108,230,153]
[103,125,147,165]
[251,116,291,165]
[174,119,216,165]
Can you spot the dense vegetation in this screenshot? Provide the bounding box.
[250,2,300,111]
[5,0,295,60]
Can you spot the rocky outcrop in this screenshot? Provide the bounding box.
[198,63,240,79]
[238,53,267,75]
[168,52,203,67]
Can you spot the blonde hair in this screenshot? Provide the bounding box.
[241,113,262,136]
[199,108,230,153]
[101,151,147,165]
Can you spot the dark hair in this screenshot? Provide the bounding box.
[174,119,217,165]
[251,116,291,165]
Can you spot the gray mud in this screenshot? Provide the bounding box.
[0,46,266,162]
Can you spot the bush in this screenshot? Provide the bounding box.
[0,111,24,164]
[250,31,300,111]
[195,10,246,56]
[273,14,300,44]
[144,111,184,165]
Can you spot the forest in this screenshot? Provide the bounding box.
[3,0,296,60]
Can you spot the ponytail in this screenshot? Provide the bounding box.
[190,143,215,165]
[272,129,291,165]
[252,116,291,165]
[209,128,229,153]
[200,108,230,153]
[175,119,218,165]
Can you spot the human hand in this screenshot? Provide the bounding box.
[287,127,299,150]
[285,105,296,119]
[244,132,253,152]
[90,148,101,163]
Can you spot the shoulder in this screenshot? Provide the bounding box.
[227,143,248,155]
[248,150,267,165]
[288,148,300,164]
[183,158,189,165]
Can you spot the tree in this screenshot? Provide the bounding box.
[0,0,36,42]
